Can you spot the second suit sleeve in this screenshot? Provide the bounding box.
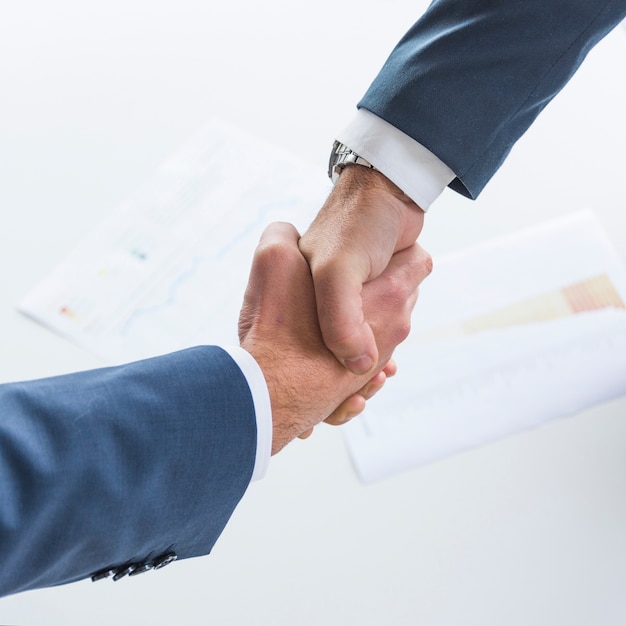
[359,0,626,199]
[0,346,257,597]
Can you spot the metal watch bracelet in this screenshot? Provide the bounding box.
[328,140,377,184]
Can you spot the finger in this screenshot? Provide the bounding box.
[360,245,432,365]
[298,428,314,440]
[358,370,387,401]
[307,258,379,375]
[324,393,367,426]
[381,243,433,288]
[325,370,388,426]
[382,359,397,378]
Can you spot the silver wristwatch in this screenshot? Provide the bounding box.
[328,140,376,184]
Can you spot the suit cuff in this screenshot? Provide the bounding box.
[336,108,455,211]
[222,345,272,481]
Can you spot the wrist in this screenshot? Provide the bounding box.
[332,164,425,246]
[328,140,423,210]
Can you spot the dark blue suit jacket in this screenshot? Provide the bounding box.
[0,347,257,597]
[361,0,626,199]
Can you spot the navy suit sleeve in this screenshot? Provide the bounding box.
[360,0,626,199]
[0,346,257,597]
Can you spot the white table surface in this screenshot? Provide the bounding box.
[1,2,625,624]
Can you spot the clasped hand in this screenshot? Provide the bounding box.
[239,213,431,454]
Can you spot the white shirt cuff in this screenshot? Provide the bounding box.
[336,108,456,211]
[221,345,272,482]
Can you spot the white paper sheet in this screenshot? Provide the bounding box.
[342,211,626,483]
[19,120,328,363]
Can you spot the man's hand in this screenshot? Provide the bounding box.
[299,165,426,374]
[239,221,432,455]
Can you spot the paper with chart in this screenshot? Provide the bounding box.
[19,120,328,363]
[342,211,626,483]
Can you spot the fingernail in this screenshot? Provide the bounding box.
[345,355,374,375]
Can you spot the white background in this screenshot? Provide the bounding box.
[1,2,626,624]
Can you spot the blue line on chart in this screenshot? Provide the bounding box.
[118,197,299,337]
[119,255,206,337]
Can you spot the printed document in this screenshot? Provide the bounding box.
[343,211,626,482]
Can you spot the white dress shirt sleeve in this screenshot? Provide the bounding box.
[221,345,272,482]
[336,108,456,211]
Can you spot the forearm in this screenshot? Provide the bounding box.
[0,346,257,596]
[335,108,455,210]
[360,0,626,199]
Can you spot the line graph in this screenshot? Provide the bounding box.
[19,120,328,364]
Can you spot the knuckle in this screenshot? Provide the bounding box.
[422,251,434,276]
[393,318,412,344]
[384,272,413,305]
[255,240,295,271]
[409,249,433,280]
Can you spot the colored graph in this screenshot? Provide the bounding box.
[19,120,328,364]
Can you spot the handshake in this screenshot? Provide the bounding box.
[238,165,432,454]
[0,153,432,600]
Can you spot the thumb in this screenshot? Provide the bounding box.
[309,256,379,375]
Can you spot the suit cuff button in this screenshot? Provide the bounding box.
[129,562,153,577]
[153,552,177,570]
[91,568,116,582]
[112,565,133,581]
